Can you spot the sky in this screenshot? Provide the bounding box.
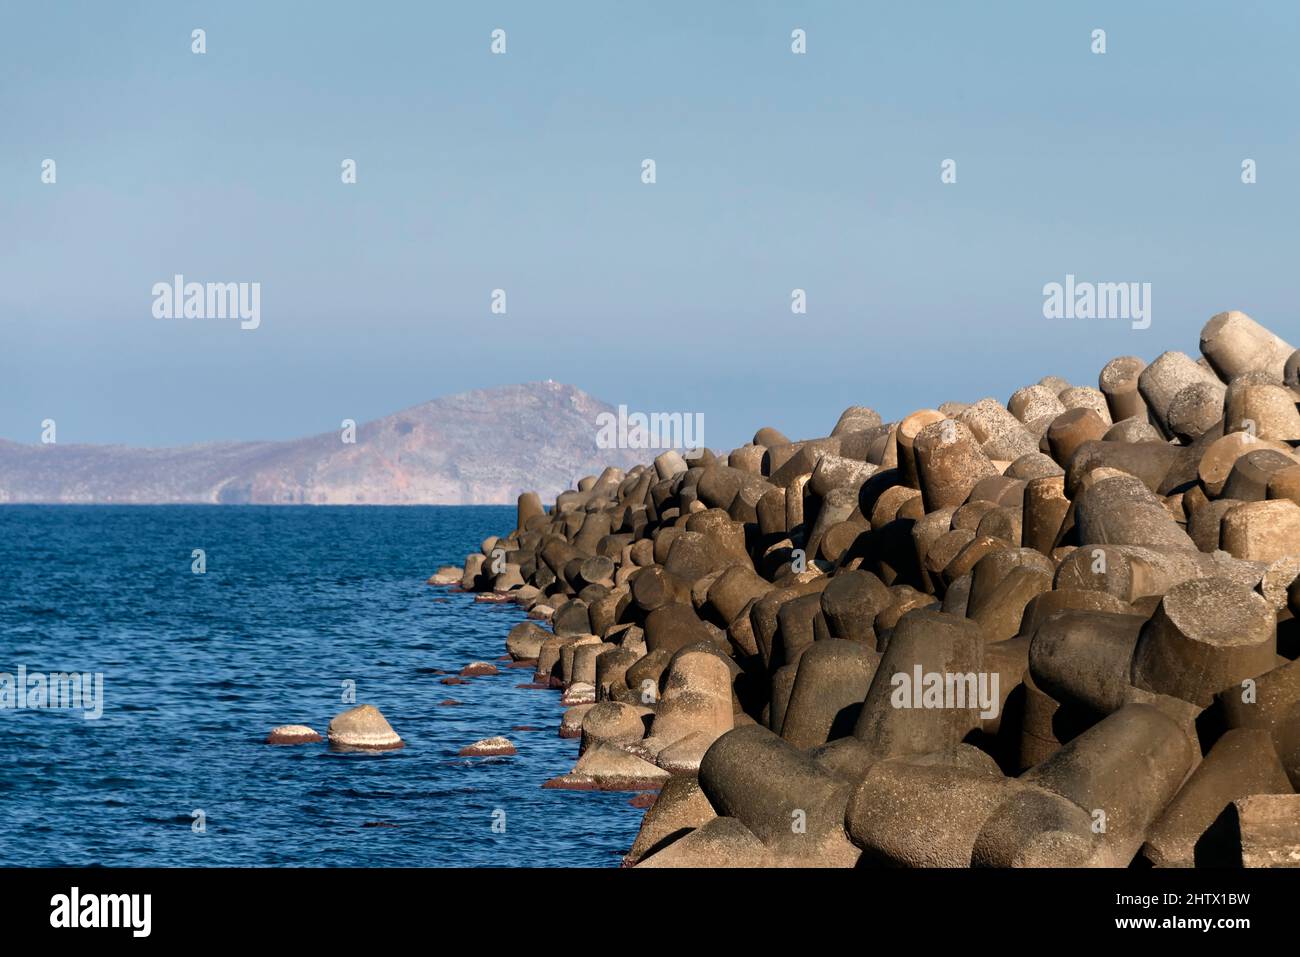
[2,1,1297,451]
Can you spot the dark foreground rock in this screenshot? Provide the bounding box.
[441,310,1300,867]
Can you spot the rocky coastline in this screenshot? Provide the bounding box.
[435,310,1300,868]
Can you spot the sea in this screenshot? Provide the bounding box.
[0,505,642,866]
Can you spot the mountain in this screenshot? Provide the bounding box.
[0,382,649,505]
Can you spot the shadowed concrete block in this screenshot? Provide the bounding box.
[624,647,673,702]
[1021,703,1196,866]
[1023,476,1071,555]
[975,505,1021,545]
[870,484,923,528]
[654,449,690,481]
[1019,672,1079,771]
[629,561,691,613]
[580,701,648,754]
[1199,432,1293,498]
[1132,578,1277,706]
[578,555,615,587]
[1139,351,1225,439]
[1029,610,1147,715]
[1105,417,1165,443]
[1222,448,1299,502]
[941,573,973,617]
[943,536,1012,590]
[570,641,607,686]
[636,816,772,867]
[781,639,881,749]
[1010,385,1066,425]
[767,663,798,732]
[1053,543,1243,603]
[774,592,825,666]
[624,774,717,865]
[753,485,789,537]
[809,735,878,782]
[845,755,1016,867]
[875,586,939,636]
[699,724,859,865]
[517,491,544,530]
[1007,452,1066,481]
[707,565,772,626]
[1270,464,1300,508]
[853,610,986,757]
[969,565,1053,642]
[925,527,975,584]
[1201,310,1295,383]
[805,486,860,561]
[1072,474,1196,552]
[1217,657,1300,790]
[644,602,714,655]
[1188,498,1244,552]
[1047,408,1110,468]
[1167,382,1224,443]
[1059,386,1113,425]
[1018,588,1131,638]
[506,620,549,660]
[914,419,1000,511]
[656,730,720,774]
[953,500,999,532]
[559,635,600,685]
[978,636,1030,741]
[588,586,630,637]
[461,552,486,590]
[750,578,829,668]
[1225,379,1300,443]
[1099,356,1148,424]
[912,507,959,587]
[551,599,592,637]
[536,635,575,683]
[545,742,669,791]
[1142,729,1293,868]
[958,398,1040,461]
[810,454,879,498]
[1065,440,1186,498]
[1231,794,1300,867]
[647,647,734,750]
[972,783,1100,867]
[833,406,884,436]
[1220,500,1300,561]
[820,569,891,643]
[897,409,947,490]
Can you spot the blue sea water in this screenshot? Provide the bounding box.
[0,506,643,867]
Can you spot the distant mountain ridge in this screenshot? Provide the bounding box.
[0,382,648,505]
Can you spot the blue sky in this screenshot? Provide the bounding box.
[2,1,1297,449]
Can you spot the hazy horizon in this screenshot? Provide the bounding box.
[4,1,1297,452]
